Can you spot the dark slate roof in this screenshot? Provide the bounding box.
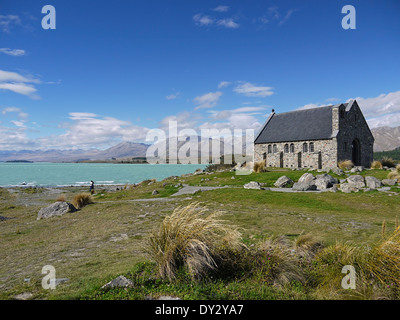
[254,104,347,144]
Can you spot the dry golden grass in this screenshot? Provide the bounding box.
[56,194,66,202]
[145,202,245,280]
[338,160,354,170]
[362,226,400,288]
[371,160,383,169]
[294,233,323,257]
[256,236,307,287]
[387,170,400,180]
[72,192,94,209]
[253,160,267,173]
[381,156,396,168]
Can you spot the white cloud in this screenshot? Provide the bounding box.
[193,13,239,29]
[351,91,400,128]
[296,91,400,128]
[0,48,25,56]
[218,81,231,89]
[2,107,21,115]
[1,107,29,123]
[193,91,223,110]
[234,82,274,97]
[217,18,240,29]
[256,7,296,27]
[11,120,26,128]
[166,92,180,100]
[0,70,41,98]
[193,14,215,26]
[279,9,296,26]
[349,91,400,118]
[159,111,201,132]
[0,15,21,33]
[0,125,32,150]
[213,6,230,13]
[52,113,150,149]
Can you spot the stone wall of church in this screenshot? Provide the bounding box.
[254,139,338,170]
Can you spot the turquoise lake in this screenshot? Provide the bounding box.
[0,162,208,187]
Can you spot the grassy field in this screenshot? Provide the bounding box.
[1,167,400,300]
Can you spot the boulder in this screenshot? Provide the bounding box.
[37,202,76,220]
[346,175,365,188]
[298,173,316,185]
[339,183,360,193]
[152,190,159,195]
[314,174,338,190]
[382,179,397,186]
[365,176,382,189]
[350,166,364,173]
[244,181,263,190]
[331,167,344,176]
[274,176,293,188]
[292,182,317,191]
[101,276,134,290]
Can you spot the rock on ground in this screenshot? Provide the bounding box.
[274,176,293,188]
[101,275,134,290]
[292,182,317,191]
[314,173,338,190]
[339,183,360,193]
[244,181,263,190]
[346,175,365,189]
[331,167,344,176]
[37,201,77,220]
[382,179,397,186]
[298,173,316,185]
[365,176,382,189]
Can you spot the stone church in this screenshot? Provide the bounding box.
[254,100,374,170]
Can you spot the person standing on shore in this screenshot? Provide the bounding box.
[90,180,95,194]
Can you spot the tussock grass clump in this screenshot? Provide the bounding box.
[362,227,400,288]
[254,236,307,287]
[294,233,323,258]
[253,160,267,173]
[146,202,245,280]
[387,165,400,180]
[338,160,354,170]
[381,156,396,168]
[370,160,383,169]
[56,194,66,202]
[72,192,94,209]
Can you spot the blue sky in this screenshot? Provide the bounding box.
[0,0,399,150]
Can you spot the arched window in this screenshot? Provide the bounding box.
[273,144,277,153]
[290,143,295,153]
[309,142,314,153]
[284,144,289,153]
[303,143,308,153]
[268,145,272,154]
[263,152,267,160]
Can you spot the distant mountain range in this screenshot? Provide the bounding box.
[0,142,149,162]
[371,126,400,152]
[1,126,400,162]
